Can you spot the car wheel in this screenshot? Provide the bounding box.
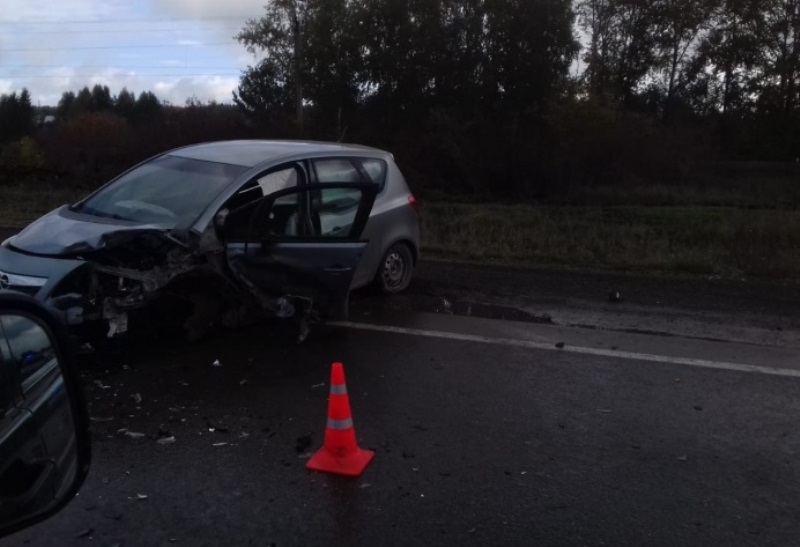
[377,243,414,293]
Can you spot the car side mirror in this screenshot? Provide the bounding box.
[214,208,229,235]
[0,292,91,539]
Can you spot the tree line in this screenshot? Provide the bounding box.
[0,85,248,184]
[234,0,800,197]
[0,1,797,200]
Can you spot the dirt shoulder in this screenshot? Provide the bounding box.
[398,258,800,348]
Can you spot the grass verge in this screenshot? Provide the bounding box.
[0,185,84,227]
[420,203,800,279]
[2,188,798,279]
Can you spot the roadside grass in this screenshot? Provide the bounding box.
[0,186,84,227]
[420,203,800,279]
[2,184,799,279]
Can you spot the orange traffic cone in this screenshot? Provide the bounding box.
[306,362,375,477]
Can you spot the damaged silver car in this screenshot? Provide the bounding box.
[0,140,419,342]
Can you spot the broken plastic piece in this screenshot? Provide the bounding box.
[212,359,223,367]
[157,436,176,444]
[131,393,142,404]
[275,297,296,318]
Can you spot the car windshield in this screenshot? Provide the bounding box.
[75,155,247,228]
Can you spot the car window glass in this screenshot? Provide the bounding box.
[78,155,246,228]
[257,168,298,196]
[317,188,364,238]
[224,164,304,239]
[313,159,362,183]
[276,187,366,239]
[358,159,388,190]
[0,315,56,392]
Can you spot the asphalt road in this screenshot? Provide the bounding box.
[3,223,800,545]
[3,287,800,547]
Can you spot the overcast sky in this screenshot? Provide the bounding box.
[0,0,267,106]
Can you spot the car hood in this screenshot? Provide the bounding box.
[8,205,173,257]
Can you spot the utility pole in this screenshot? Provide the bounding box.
[292,1,304,134]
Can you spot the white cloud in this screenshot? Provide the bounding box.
[0,0,117,23]
[152,0,265,20]
[0,0,263,105]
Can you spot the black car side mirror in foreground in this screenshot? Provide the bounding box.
[0,291,91,539]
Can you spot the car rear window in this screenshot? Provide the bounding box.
[358,159,387,190]
[313,159,362,183]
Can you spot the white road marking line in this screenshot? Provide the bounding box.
[332,321,800,379]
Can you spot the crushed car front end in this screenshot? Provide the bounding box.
[0,205,247,342]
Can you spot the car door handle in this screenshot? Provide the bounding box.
[324,266,352,273]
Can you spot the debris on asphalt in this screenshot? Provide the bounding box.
[694,405,703,411]
[136,493,148,500]
[295,434,312,453]
[555,342,565,349]
[310,382,325,389]
[608,289,622,302]
[597,409,613,413]
[238,431,250,439]
[131,393,143,404]
[90,416,114,422]
[93,379,112,390]
[76,528,94,539]
[213,442,228,447]
[212,359,223,367]
[360,483,371,489]
[121,429,146,438]
[240,379,248,386]
[157,436,176,444]
[677,455,688,461]
[102,506,123,521]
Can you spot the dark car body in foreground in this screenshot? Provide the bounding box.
[0,141,419,341]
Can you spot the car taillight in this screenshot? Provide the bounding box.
[408,195,418,214]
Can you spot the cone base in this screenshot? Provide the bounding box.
[306,446,375,477]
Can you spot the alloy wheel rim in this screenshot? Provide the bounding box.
[382,252,406,288]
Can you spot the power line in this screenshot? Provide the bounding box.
[0,73,240,77]
[0,74,241,79]
[0,42,233,52]
[1,27,242,35]
[0,65,239,69]
[0,16,254,25]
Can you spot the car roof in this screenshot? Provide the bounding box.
[167,140,386,168]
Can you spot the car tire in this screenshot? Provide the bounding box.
[376,243,414,293]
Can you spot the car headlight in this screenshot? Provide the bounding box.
[0,270,48,289]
